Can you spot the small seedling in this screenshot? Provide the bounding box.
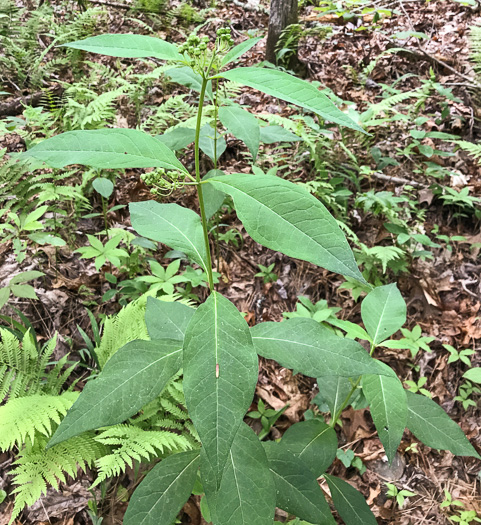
[385,483,416,508]
[255,263,278,284]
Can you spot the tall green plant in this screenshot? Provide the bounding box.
[22,30,479,524]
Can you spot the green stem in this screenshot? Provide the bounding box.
[195,78,215,293]
[329,341,376,428]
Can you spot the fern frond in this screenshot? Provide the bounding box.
[360,89,422,123]
[455,140,481,162]
[92,424,195,486]
[0,392,78,450]
[9,433,106,524]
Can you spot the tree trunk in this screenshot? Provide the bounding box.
[265,0,298,65]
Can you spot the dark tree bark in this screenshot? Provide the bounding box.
[265,0,298,65]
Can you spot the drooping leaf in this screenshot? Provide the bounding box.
[215,423,276,524]
[156,127,196,151]
[48,340,183,447]
[166,67,213,99]
[251,318,389,378]
[92,178,114,199]
[279,420,337,477]
[406,391,480,458]
[217,67,364,132]
[63,34,183,61]
[260,125,302,143]
[206,174,364,281]
[123,450,200,525]
[183,292,258,488]
[130,201,208,272]
[263,443,335,524]
[361,283,406,345]
[202,170,226,218]
[362,362,407,462]
[24,129,187,173]
[199,124,226,162]
[324,475,377,525]
[145,296,195,341]
[221,37,262,67]
[219,105,260,159]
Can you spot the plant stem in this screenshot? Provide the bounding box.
[195,78,215,293]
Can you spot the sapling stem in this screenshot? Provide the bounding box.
[195,77,215,293]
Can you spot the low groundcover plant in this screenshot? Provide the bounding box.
[20,29,479,525]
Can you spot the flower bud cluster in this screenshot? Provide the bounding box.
[141,168,186,197]
[216,27,234,47]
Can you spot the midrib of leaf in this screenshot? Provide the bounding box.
[269,468,317,511]
[214,292,221,474]
[213,179,355,276]
[230,448,246,521]
[298,427,331,458]
[371,287,394,344]
[141,453,199,525]
[329,479,365,521]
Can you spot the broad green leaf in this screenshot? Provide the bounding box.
[361,283,406,345]
[166,67,213,99]
[251,318,389,378]
[202,169,226,218]
[9,271,45,285]
[215,423,276,524]
[463,368,481,383]
[130,201,208,272]
[48,339,182,447]
[263,443,335,524]
[145,296,194,341]
[156,127,196,150]
[362,362,407,462]
[24,129,187,173]
[28,232,66,246]
[183,292,258,488]
[23,205,48,227]
[217,68,364,132]
[123,450,200,525]
[280,420,337,477]
[10,284,37,299]
[219,105,260,159]
[324,475,377,525]
[92,177,114,199]
[0,288,10,310]
[316,376,357,418]
[221,37,262,67]
[206,174,364,282]
[199,124,227,162]
[406,391,480,458]
[260,125,302,143]
[63,34,183,61]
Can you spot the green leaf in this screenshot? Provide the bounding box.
[263,443,335,524]
[63,34,183,61]
[167,67,213,99]
[28,233,66,246]
[221,37,262,68]
[214,423,276,524]
[24,129,187,173]
[145,296,194,341]
[362,362,407,462]
[130,201,209,272]
[202,169,226,218]
[93,177,114,199]
[217,68,364,132]
[406,391,480,458]
[10,284,38,300]
[0,287,10,310]
[156,127,196,151]
[260,125,302,143]
[123,450,200,525]
[251,318,388,378]
[279,420,337,477]
[199,124,227,162]
[48,339,183,447]
[219,105,260,159]
[361,283,406,345]
[183,292,258,488]
[315,376,357,418]
[324,475,377,525]
[462,368,481,383]
[9,271,45,284]
[206,174,364,282]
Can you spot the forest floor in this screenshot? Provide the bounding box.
[1,0,481,523]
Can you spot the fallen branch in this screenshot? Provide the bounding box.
[0,86,63,117]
